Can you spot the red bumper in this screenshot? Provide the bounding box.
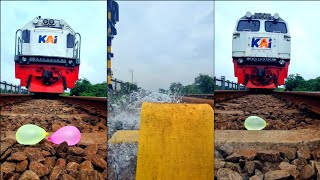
[15,63,79,94]
[233,59,290,89]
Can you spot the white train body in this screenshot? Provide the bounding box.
[232,12,290,64]
[15,16,81,66]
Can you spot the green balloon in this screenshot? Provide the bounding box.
[244,116,267,130]
[16,124,48,145]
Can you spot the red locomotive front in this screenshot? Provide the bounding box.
[15,16,81,94]
[232,12,291,89]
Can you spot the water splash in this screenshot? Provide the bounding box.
[107,89,182,178]
[108,89,180,138]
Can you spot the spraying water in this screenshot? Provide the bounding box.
[108,89,180,138]
[107,89,181,179]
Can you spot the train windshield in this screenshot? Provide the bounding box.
[265,21,287,33]
[237,20,260,32]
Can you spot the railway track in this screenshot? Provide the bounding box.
[0,94,107,180]
[214,92,320,130]
[198,90,320,180]
[107,91,320,179]
[187,91,320,115]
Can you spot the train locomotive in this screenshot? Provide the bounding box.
[14,16,81,94]
[232,12,291,89]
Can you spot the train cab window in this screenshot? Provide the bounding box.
[67,33,74,48]
[22,30,30,43]
[237,20,260,32]
[265,21,287,33]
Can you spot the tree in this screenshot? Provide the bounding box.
[70,79,107,97]
[158,88,166,94]
[182,84,200,94]
[195,74,214,93]
[70,79,92,96]
[310,77,320,91]
[285,74,320,91]
[285,74,305,91]
[169,82,184,94]
[119,82,138,95]
[89,83,107,97]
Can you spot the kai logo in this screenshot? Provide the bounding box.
[38,35,57,44]
[251,38,272,49]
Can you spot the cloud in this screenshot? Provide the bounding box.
[112,1,214,90]
[1,1,106,86]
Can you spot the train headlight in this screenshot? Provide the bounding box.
[274,13,280,20]
[49,19,55,25]
[43,19,49,25]
[68,60,73,65]
[22,57,27,62]
[60,19,65,26]
[238,58,244,64]
[246,11,252,18]
[263,13,267,19]
[32,18,39,24]
[279,59,285,65]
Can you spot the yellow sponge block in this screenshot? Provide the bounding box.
[136,102,214,180]
[108,130,139,144]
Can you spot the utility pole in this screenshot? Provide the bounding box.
[130,69,134,84]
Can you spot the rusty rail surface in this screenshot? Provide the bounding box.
[214,90,250,102]
[0,94,107,118]
[0,94,33,107]
[179,96,214,108]
[273,91,320,115]
[58,96,107,118]
[187,91,249,103]
[185,94,214,100]
[191,90,320,115]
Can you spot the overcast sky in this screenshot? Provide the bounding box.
[1,1,106,86]
[216,1,320,83]
[112,1,214,91]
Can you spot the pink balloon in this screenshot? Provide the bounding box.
[48,126,81,146]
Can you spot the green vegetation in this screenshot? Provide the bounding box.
[276,87,285,91]
[118,82,139,95]
[168,74,214,94]
[285,74,320,91]
[214,85,222,90]
[61,92,71,96]
[69,78,107,97]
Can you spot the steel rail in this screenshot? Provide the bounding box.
[0,94,33,107]
[179,96,214,108]
[58,96,107,118]
[273,91,320,115]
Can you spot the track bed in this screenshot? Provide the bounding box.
[0,96,107,180]
[215,94,320,130]
[213,91,320,179]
